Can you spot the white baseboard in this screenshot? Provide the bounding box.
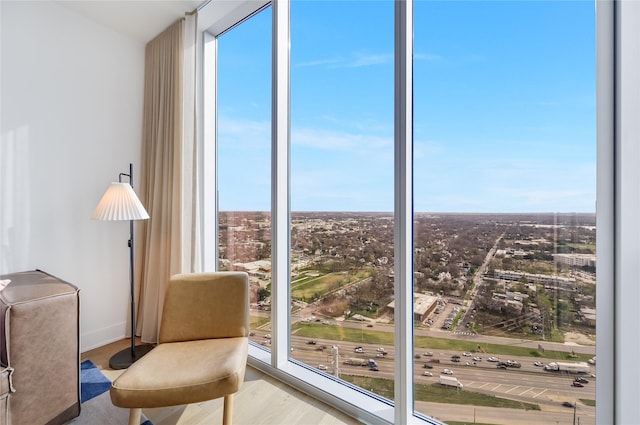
[80,322,125,353]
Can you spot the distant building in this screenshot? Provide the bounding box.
[579,307,596,326]
[490,293,524,314]
[387,293,438,322]
[232,260,272,281]
[493,269,575,289]
[506,291,529,302]
[554,253,596,268]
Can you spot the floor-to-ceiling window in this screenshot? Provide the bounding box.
[216,7,273,348]
[288,0,396,400]
[203,1,603,424]
[413,2,596,424]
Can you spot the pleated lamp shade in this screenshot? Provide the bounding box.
[91,182,150,221]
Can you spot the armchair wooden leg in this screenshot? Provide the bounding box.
[223,394,234,425]
[128,408,142,425]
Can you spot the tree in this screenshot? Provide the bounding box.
[258,287,270,302]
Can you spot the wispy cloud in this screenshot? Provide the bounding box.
[296,58,343,68]
[295,51,392,69]
[414,52,444,62]
[492,188,595,211]
[218,115,393,163]
[292,127,392,158]
[413,139,445,160]
[217,116,595,213]
[350,53,393,67]
[218,116,271,150]
[291,168,393,212]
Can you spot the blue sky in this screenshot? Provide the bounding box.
[217,0,595,213]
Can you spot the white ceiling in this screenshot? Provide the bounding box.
[56,0,206,43]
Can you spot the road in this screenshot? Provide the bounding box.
[417,401,593,425]
[251,329,596,423]
[458,231,504,329]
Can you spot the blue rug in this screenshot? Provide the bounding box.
[80,360,112,402]
[69,360,153,425]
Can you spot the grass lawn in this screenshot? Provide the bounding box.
[291,270,370,300]
[250,315,271,329]
[341,375,540,411]
[292,323,593,362]
[580,398,596,407]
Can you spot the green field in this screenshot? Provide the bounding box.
[291,270,370,300]
[580,398,596,407]
[341,375,540,411]
[250,315,270,329]
[293,322,592,361]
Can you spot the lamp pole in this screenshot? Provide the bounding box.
[127,163,136,359]
[106,163,153,369]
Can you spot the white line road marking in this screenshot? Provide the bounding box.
[533,388,548,399]
[505,386,520,394]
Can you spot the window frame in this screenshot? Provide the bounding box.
[197,1,615,424]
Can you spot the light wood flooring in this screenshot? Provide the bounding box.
[81,338,363,425]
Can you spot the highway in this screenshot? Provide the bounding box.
[251,330,596,414]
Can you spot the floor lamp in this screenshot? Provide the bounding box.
[92,163,153,369]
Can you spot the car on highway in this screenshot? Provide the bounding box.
[422,371,433,377]
[571,381,584,387]
[533,361,544,367]
[462,352,472,357]
[442,369,454,375]
[354,346,364,353]
[487,356,499,362]
[423,363,434,369]
[318,364,328,371]
[473,356,482,362]
[496,364,508,369]
[575,377,589,384]
[423,352,434,357]
[562,401,576,408]
[307,340,317,345]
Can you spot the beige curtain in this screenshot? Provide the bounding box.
[134,12,201,343]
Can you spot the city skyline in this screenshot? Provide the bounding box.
[216,1,595,214]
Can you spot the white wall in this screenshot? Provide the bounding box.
[0,1,145,351]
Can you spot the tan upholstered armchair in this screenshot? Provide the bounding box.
[110,272,249,425]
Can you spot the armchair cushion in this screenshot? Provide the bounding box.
[110,337,248,408]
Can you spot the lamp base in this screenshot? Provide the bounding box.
[109,344,154,370]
